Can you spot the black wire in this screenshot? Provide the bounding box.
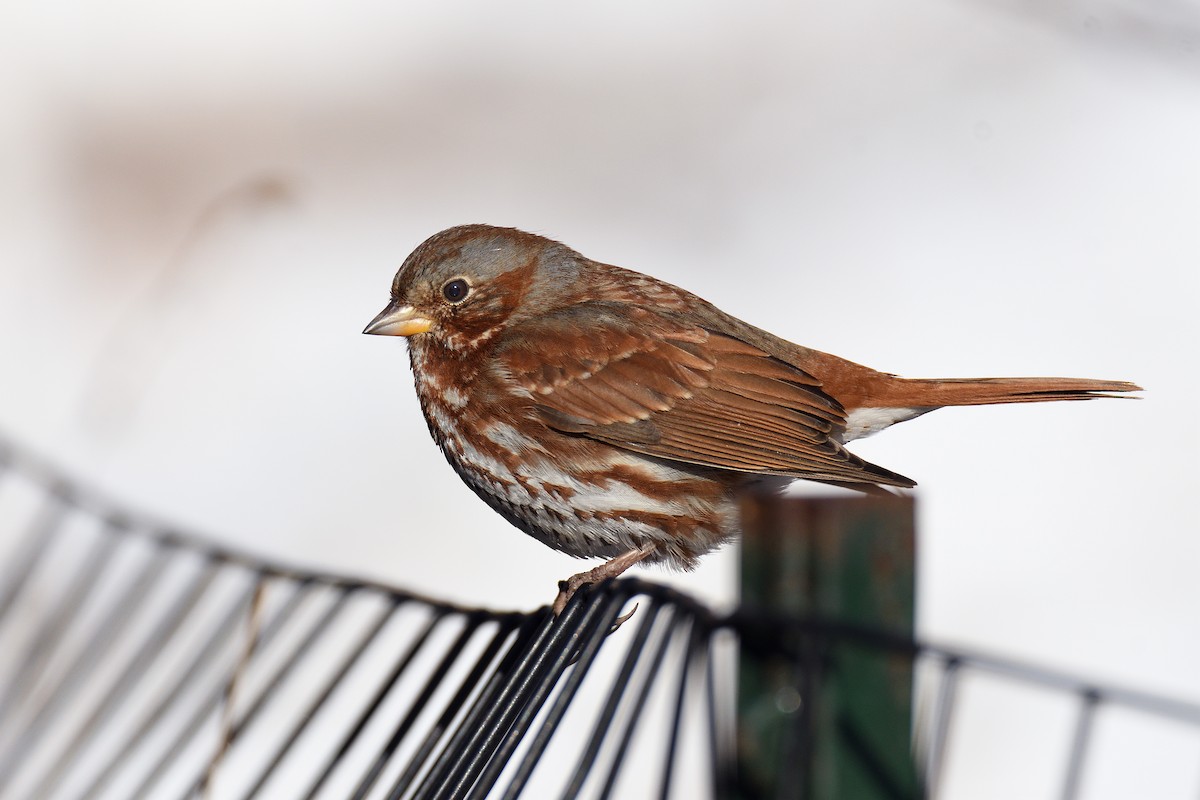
[70,573,271,800]
[462,589,626,800]
[3,433,1200,800]
[1060,690,1101,800]
[364,616,482,799]
[408,612,546,800]
[348,609,453,800]
[557,599,666,799]
[124,578,316,800]
[16,556,223,800]
[17,541,174,751]
[383,617,519,800]
[236,590,397,800]
[499,587,640,800]
[0,520,120,723]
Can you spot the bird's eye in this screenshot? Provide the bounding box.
[442,278,470,304]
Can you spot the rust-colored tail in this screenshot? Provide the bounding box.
[877,377,1141,408]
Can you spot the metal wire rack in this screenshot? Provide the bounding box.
[1,435,1198,800]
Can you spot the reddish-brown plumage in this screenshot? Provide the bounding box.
[365,225,1140,612]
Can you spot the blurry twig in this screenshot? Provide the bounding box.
[200,576,268,800]
[78,175,296,436]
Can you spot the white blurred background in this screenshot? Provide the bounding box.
[1,1,1198,796]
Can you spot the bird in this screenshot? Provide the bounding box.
[364,224,1139,613]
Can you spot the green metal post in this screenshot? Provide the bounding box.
[737,493,918,800]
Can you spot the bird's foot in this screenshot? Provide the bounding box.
[552,544,656,617]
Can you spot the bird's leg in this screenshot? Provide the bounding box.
[553,544,656,616]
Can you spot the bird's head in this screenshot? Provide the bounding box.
[364,224,584,354]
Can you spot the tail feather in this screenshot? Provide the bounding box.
[877,377,1141,408]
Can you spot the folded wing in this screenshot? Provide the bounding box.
[495,303,916,488]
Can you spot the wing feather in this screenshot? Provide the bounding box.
[495,302,914,488]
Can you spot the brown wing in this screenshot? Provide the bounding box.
[494,303,915,488]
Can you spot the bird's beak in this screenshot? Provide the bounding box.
[362,301,434,337]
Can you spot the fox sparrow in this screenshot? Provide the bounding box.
[365,225,1139,613]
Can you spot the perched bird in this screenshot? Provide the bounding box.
[365,225,1138,613]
